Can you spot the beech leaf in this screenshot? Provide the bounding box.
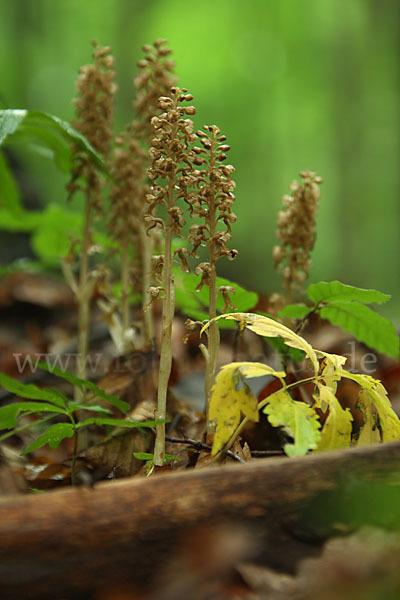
[209,363,261,455]
[202,313,319,376]
[308,281,391,305]
[316,386,353,451]
[263,389,321,457]
[355,389,381,446]
[340,370,400,442]
[319,302,399,359]
[278,304,311,319]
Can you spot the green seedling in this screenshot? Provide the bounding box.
[0,363,161,485]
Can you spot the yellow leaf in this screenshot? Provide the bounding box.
[201,313,319,376]
[339,370,400,442]
[209,363,260,455]
[316,385,353,451]
[355,388,381,446]
[232,361,286,381]
[316,351,347,396]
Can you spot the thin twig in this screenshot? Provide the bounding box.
[165,435,246,464]
[71,429,78,486]
[250,450,285,457]
[294,302,321,335]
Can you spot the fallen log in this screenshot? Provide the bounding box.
[1,440,400,599]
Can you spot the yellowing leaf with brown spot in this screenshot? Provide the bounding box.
[209,363,261,455]
[201,313,319,376]
[339,370,400,442]
[316,385,353,451]
[356,388,381,446]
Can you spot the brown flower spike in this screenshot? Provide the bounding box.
[145,87,198,466]
[273,170,322,303]
[107,40,177,350]
[189,125,238,423]
[66,41,116,400]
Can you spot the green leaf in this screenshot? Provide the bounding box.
[37,362,130,414]
[278,304,311,319]
[0,208,42,232]
[133,452,179,464]
[263,389,321,457]
[68,402,112,415]
[31,205,83,265]
[308,281,390,305]
[0,109,26,142]
[77,417,161,429]
[319,302,399,359]
[0,258,46,275]
[133,452,154,461]
[0,401,66,429]
[0,372,67,407]
[263,336,306,364]
[164,453,180,462]
[0,109,106,173]
[0,151,21,212]
[175,271,258,327]
[22,422,75,454]
[0,404,21,429]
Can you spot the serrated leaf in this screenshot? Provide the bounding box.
[316,386,353,451]
[278,304,311,319]
[77,417,161,429]
[340,370,400,442]
[37,362,129,414]
[0,109,106,173]
[0,372,67,407]
[209,364,260,455]
[263,389,321,457]
[319,302,399,359]
[308,281,390,305]
[22,422,75,454]
[202,313,320,376]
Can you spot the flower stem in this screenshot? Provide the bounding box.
[153,179,175,467]
[140,223,155,350]
[120,239,131,339]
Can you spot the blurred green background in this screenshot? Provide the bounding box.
[1,0,399,316]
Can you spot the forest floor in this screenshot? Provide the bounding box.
[1,271,400,600]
